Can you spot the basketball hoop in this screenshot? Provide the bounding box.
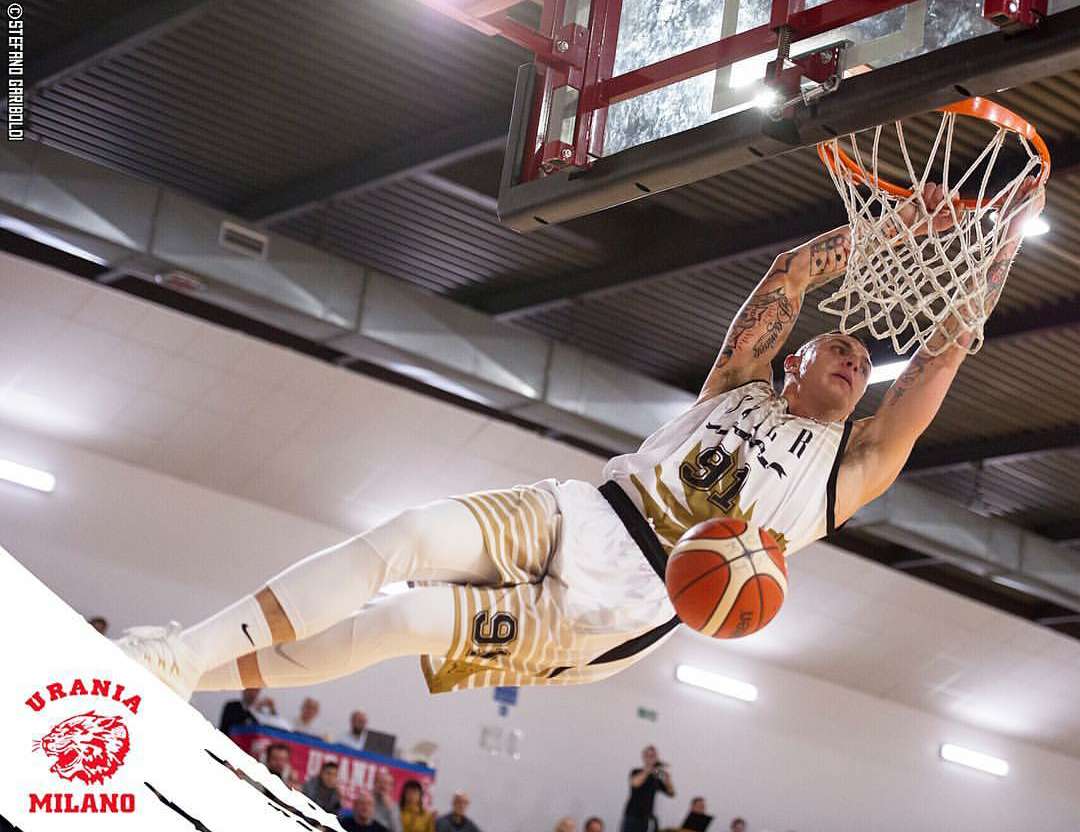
[816,97,1051,356]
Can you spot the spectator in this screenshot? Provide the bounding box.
[435,792,481,832]
[621,745,675,832]
[264,742,292,784]
[87,616,108,635]
[219,688,261,737]
[373,768,403,832]
[302,761,342,814]
[555,819,576,832]
[399,779,435,832]
[293,696,322,737]
[729,820,746,832]
[340,710,370,749]
[584,819,604,832]
[340,709,397,756]
[341,788,388,832]
[252,695,292,731]
[689,799,706,816]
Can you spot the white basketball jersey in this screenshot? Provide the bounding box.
[603,380,852,557]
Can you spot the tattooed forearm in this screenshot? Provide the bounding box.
[725,286,796,362]
[882,351,937,405]
[983,248,1017,313]
[808,231,851,285]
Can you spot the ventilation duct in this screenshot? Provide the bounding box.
[0,138,690,452]
[848,481,1080,611]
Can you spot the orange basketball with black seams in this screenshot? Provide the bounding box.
[665,517,787,638]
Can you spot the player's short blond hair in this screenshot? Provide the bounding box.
[793,330,872,363]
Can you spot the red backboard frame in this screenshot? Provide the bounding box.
[420,0,1073,231]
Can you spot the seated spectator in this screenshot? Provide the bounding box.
[555,819,576,832]
[689,799,706,816]
[729,819,746,832]
[372,769,402,832]
[264,742,292,784]
[252,695,292,731]
[584,819,604,832]
[302,761,342,814]
[435,792,481,832]
[340,710,370,750]
[87,616,108,635]
[339,709,397,756]
[219,688,261,737]
[293,696,323,737]
[399,779,435,832]
[341,788,388,832]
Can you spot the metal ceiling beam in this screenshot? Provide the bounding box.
[984,292,1080,341]
[411,171,605,256]
[904,423,1080,475]
[237,115,509,224]
[1035,519,1080,544]
[475,200,850,319]
[15,0,219,100]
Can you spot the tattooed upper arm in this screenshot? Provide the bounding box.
[696,228,851,403]
[697,253,801,400]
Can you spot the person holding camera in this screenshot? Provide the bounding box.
[620,745,675,832]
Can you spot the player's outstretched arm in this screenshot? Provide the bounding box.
[836,179,1045,523]
[696,227,852,402]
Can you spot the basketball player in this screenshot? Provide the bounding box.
[119,180,1043,699]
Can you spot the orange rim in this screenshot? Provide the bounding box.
[817,97,1051,210]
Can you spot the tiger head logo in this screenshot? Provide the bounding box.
[33,711,130,784]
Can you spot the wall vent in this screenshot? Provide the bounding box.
[218,220,269,259]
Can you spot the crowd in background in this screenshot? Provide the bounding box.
[80,621,761,832]
[215,687,759,832]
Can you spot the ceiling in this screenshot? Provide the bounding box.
[3,250,1078,760]
[6,4,1080,624]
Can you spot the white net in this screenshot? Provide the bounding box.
[817,108,1046,356]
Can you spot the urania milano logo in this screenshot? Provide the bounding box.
[33,711,131,785]
[25,677,141,814]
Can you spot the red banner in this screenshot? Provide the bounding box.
[230,725,436,806]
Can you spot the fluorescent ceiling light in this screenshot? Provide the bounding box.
[1022,216,1049,237]
[987,211,1049,238]
[0,459,55,493]
[940,743,1008,777]
[676,664,757,702]
[869,359,909,385]
[379,582,410,596]
[988,573,1035,594]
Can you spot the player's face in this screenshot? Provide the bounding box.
[800,335,871,415]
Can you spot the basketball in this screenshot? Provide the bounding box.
[665,518,788,638]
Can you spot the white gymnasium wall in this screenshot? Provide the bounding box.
[4,423,1080,832]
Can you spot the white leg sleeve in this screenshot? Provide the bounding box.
[195,588,457,691]
[265,498,493,640]
[182,498,493,672]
